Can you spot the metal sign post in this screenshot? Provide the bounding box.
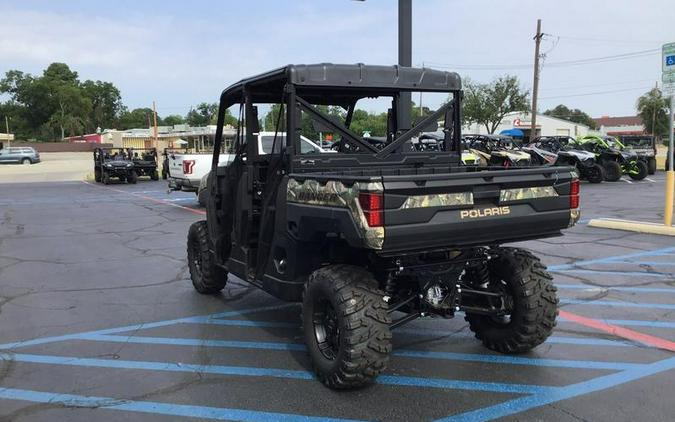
[663,42,675,226]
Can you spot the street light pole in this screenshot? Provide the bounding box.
[398,0,412,131]
[665,94,674,226]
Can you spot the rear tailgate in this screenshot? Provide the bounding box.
[381,167,577,251]
[168,153,234,182]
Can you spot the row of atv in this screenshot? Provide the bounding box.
[525,135,652,182]
[449,134,651,183]
[93,147,160,185]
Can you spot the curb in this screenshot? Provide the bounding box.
[588,218,675,236]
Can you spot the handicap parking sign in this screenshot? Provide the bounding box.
[663,43,675,73]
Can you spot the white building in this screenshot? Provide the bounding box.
[593,116,644,136]
[463,112,591,139]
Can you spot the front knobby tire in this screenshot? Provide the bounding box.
[302,265,392,390]
[187,221,227,294]
[628,160,648,181]
[465,248,558,354]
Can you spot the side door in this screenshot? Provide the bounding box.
[0,149,8,163]
[7,148,21,163]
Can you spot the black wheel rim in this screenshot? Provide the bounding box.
[190,238,203,278]
[312,298,340,360]
[487,280,515,326]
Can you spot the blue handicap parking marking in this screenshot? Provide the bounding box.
[1,300,675,421]
[0,387,363,422]
[1,247,675,421]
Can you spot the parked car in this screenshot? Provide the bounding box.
[0,146,40,164]
[168,132,330,194]
[188,64,580,389]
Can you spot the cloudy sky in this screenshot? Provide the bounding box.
[0,0,672,118]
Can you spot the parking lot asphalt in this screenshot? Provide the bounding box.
[0,174,674,421]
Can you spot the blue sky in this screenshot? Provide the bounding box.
[0,0,672,118]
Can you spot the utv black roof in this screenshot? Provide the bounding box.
[220,63,462,106]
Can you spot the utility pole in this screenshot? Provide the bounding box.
[530,19,542,142]
[398,0,412,131]
[666,93,674,226]
[652,81,658,136]
[152,101,159,150]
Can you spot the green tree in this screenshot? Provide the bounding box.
[119,108,156,130]
[1,63,123,139]
[636,88,670,136]
[350,109,387,137]
[81,80,123,131]
[264,104,283,130]
[48,84,91,139]
[186,102,218,126]
[543,104,597,129]
[163,114,185,126]
[462,76,530,134]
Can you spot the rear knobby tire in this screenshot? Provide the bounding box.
[602,160,622,182]
[586,164,604,184]
[187,221,227,294]
[465,248,558,354]
[302,265,392,390]
[647,157,657,175]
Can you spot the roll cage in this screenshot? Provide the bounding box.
[210,64,463,173]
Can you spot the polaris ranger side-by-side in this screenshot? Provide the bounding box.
[128,148,160,180]
[188,64,580,389]
[93,148,137,184]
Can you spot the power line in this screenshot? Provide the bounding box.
[540,79,655,92]
[539,86,652,100]
[552,34,666,45]
[423,48,659,71]
[544,48,659,68]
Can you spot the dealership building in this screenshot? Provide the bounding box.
[463,112,591,139]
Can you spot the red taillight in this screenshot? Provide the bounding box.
[359,192,384,227]
[570,179,580,209]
